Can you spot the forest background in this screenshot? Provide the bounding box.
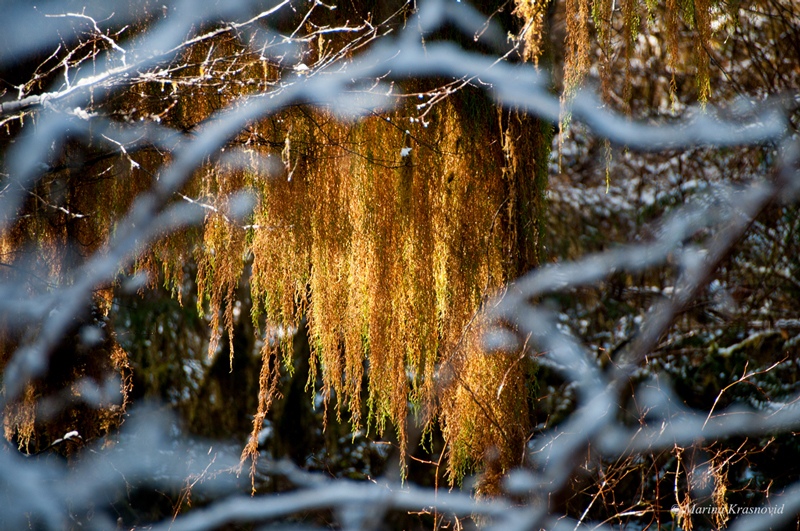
[0,0,798,529]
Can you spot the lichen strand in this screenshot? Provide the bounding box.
[2,383,37,453]
[514,0,551,66]
[194,165,248,368]
[664,0,681,102]
[440,322,532,490]
[564,0,592,100]
[692,0,712,103]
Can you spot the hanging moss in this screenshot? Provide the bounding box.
[193,87,551,487]
[1,0,724,492]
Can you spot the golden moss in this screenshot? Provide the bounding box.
[513,0,718,112]
[564,0,592,100]
[1,0,723,487]
[439,319,531,486]
[665,0,681,104]
[195,168,249,366]
[514,0,551,66]
[692,0,712,103]
[0,131,139,454]
[3,383,37,453]
[207,91,546,485]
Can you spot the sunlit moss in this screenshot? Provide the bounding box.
[177,89,549,486]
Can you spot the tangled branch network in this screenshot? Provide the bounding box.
[0,0,797,529]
